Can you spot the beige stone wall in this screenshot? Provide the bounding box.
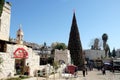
[25,48,40,76]
[0,2,11,41]
[0,44,15,79]
[54,49,71,64]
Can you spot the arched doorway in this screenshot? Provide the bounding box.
[13,48,28,75]
[15,58,25,75]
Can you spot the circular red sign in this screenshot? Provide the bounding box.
[14,48,28,58]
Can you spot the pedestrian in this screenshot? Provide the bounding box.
[82,67,86,77]
[24,63,30,76]
[112,67,114,73]
[74,66,78,77]
[16,63,21,74]
[85,66,88,75]
[102,67,106,75]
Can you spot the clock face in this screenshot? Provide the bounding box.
[14,48,28,58]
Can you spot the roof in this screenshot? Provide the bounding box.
[0,39,16,44]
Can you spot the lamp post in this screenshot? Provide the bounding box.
[46,64,50,80]
[54,67,55,80]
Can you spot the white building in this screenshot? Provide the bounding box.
[0,2,40,79]
[0,2,11,41]
[84,49,105,60]
[116,49,120,58]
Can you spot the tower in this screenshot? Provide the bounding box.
[0,2,11,41]
[16,25,24,44]
[68,12,84,69]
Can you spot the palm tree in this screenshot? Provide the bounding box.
[102,33,108,57]
[102,33,108,49]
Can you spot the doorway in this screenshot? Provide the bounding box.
[15,59,25,75]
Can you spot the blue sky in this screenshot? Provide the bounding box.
[7,0,120,50]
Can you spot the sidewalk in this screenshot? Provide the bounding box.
[23,69,120,80]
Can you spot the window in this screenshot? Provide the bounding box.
[0,41,7,52]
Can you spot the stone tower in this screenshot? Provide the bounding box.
[16,25,24,44]
[0,2,11,41]
[68,12,84,69]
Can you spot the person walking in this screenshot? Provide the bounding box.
[82,67,86,77]
[74,66,78,77]
[102,66,106,75]
[85,66,88,75]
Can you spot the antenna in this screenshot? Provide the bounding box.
[73,9,76,13]
[19,24,22,29]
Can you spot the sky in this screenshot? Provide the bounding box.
[6,0,120,50]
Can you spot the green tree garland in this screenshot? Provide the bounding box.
[0,57,3,72]
[0,0,5,17]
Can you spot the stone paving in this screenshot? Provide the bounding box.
[25,69,120,80]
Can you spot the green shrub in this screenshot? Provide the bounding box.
[0,57,3,72]
[5,77,21,80]
[19,75,30,79]
[4,76,30,80]
[53,61,59,70]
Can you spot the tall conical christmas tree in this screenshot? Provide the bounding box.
[68,12,84,69]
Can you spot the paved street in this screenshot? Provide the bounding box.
[76,69,120,80]
[35,69,120,80]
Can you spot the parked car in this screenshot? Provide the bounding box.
[103,62,112,70]
[112,58,120,71]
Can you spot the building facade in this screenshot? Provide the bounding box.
[0,2,40,79]
[84,49,105,60]
[54,49,71,64]
[0,2,11,41]
[116,49,120,58]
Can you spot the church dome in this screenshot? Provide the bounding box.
[16,24,24,44]
[17,27,24,36]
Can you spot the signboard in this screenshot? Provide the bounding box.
[67,65,77,74]
[13,48,28,58]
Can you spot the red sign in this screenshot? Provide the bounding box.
[14,48,28,58]
[67,65,77,74]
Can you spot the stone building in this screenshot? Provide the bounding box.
[0,2,40,79]
[84,49,105,60]
[54,49,71,64]
[84,50,105,68]
[0,2,11,41]
[115,49,120,58]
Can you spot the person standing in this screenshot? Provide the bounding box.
[16,63,21,74]
[24,63,30,76]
